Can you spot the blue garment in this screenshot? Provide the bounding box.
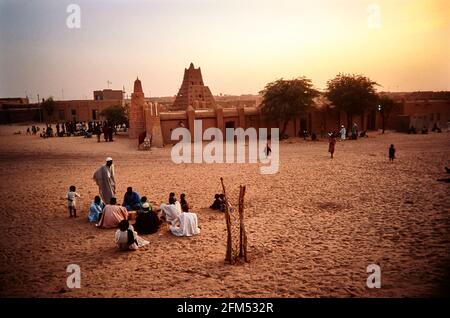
[88,201,104,222]
[122,192,141,211]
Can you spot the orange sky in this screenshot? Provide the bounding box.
[0,0,449,101]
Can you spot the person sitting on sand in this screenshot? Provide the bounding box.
[97,197,128,228]
[180,193,190,212]
[168,192,182,214]
[169,210,200,237]
[139,196,149,213]
[88,195,104,223]
[122,186,141,211]
[389,144,396,162]
[359,130,368,138]
[115,220,149,251]
[210,194,222,210]
[134,201,161,235]
[408,126,417,134]
[437,167,450,183]
[160,197,181,226]
[432,123,442,133]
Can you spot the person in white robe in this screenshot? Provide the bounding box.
[160,197,181,226]
[169,211,201,237]
[93,157,116,204]
[339,125,347,140]
[115,220,149,251]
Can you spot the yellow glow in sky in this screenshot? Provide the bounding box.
[0,0,449,100]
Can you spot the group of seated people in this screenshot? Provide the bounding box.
[160,192,201,237]
[87,187,202,251]
[431,123,442,133]
[407,125,440,135]
[40,126,54,138]
[209,193,226,212]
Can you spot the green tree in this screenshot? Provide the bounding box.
[325,74,378,130]
[260,77,319,137]
[41,97,55,118]
[377,95,400,134]
[100,105,128,127]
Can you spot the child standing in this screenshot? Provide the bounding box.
[67,185,81,218]
[389,144,396,162]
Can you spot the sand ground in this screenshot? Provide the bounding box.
[0,124,449,297]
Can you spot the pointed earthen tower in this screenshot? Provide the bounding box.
[129,77,146,139]
[172,63,215,110]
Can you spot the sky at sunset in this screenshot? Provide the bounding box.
[1,0,449,101]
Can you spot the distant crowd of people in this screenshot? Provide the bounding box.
[408,123,443,135]
[325,122,396,161]
[297,122,369,143]
[26,121,127,141]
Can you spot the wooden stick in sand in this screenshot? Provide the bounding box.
[238,185,248,262]
[221,177,233,264]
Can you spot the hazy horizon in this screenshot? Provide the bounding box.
[1,0,449,102]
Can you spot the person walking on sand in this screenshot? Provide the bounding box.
[389,144,396,162]
[339,125,346,141]
[102,123,108,142]
[93,157,116,204]
[328,132,336,159]
[108,124,114,142]
[352,123,358,140]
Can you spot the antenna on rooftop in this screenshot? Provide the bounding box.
[107,80,112,88]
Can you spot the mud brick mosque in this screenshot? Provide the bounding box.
[2,63,449,141]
